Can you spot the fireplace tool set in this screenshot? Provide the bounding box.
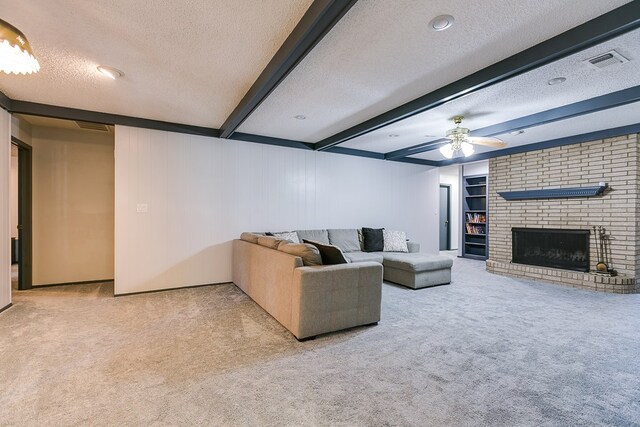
[593,226,616,276]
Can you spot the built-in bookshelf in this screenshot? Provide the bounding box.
[463,175,487,259]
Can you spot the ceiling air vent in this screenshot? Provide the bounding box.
[75,120,110,132]
[584,50,629,69]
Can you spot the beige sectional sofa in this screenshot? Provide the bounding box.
[232,228,453,340]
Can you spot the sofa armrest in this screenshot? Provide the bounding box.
[407,241,420,253]
[290,262,383,339]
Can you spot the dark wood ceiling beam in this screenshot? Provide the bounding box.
[315,1,640,151]
[0,90,11,111]
[385,85,640,159]
[9,100,220,137]
[218,0,359,139]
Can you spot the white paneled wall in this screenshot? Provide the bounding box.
[115,126,439,295]
[0,109,11,310]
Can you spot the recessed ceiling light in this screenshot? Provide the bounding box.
[97,65,124,79]
[510,130,525,135]
[547,77,566,86]
[294,115,306,120]
[388,134,399,138]
[429,15,455,32]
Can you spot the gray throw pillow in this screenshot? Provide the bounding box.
[327,229,361,253]
[278,243,323,266]
[303,239,349,265]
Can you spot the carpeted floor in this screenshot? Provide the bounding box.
[1,256,639,426]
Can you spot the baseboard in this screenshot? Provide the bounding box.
[0,303,12,314]
[114,281,232,297]
[33,279,114,288]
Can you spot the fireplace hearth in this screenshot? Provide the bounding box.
[512,228,590,272]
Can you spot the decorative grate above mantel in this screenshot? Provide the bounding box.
[498,184,607,200]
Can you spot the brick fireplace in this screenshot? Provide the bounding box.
[486,133,639,293]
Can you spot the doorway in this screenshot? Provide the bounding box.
[12,137,32,290]
[439,185,451,251]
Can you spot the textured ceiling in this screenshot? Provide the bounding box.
[341,28,640,153]
[0,0,636,162]
[237,0,631,142]
[0,0,313,128]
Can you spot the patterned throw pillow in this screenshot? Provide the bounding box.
[383,230,408,252]
[271,231,300,244]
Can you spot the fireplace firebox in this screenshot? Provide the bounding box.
[512,228,590,272]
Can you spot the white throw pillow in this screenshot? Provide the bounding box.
[383,230,408,252]
[272,231,300,244]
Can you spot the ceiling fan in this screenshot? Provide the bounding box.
[439,116,507,159]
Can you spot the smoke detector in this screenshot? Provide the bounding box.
[584,50,629,69]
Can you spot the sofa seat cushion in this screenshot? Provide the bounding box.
[382,253,453,272]
[345,251,384,264]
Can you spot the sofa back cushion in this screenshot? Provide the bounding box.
[327,229,361,253]
[257,236,287,249]
[296,229,330,244]
[303,239,349,265]
[240,232,262,244]
[362,227,384,252]
[278,242,323,266]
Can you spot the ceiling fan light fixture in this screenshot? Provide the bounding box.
[439,144,454,159]
[461,141,475,157]
[0,19,40,75]
[439,115,505,158]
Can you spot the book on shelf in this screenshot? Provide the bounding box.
[465,224,485,235]
[465,213,486,223]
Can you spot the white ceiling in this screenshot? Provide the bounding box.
[341,28,640,154]
[237,0,631,142]
[0,0,313,128]
[0,0,637,164]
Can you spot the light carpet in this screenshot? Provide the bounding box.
[1,256,639,426]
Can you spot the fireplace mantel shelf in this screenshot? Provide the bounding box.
[498,184,607,201]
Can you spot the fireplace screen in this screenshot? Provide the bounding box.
[512,228,590,272]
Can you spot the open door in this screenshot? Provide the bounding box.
[439,185,451,251]
[12,137,32,290]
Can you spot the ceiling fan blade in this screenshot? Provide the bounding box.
[466,137,508,148]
